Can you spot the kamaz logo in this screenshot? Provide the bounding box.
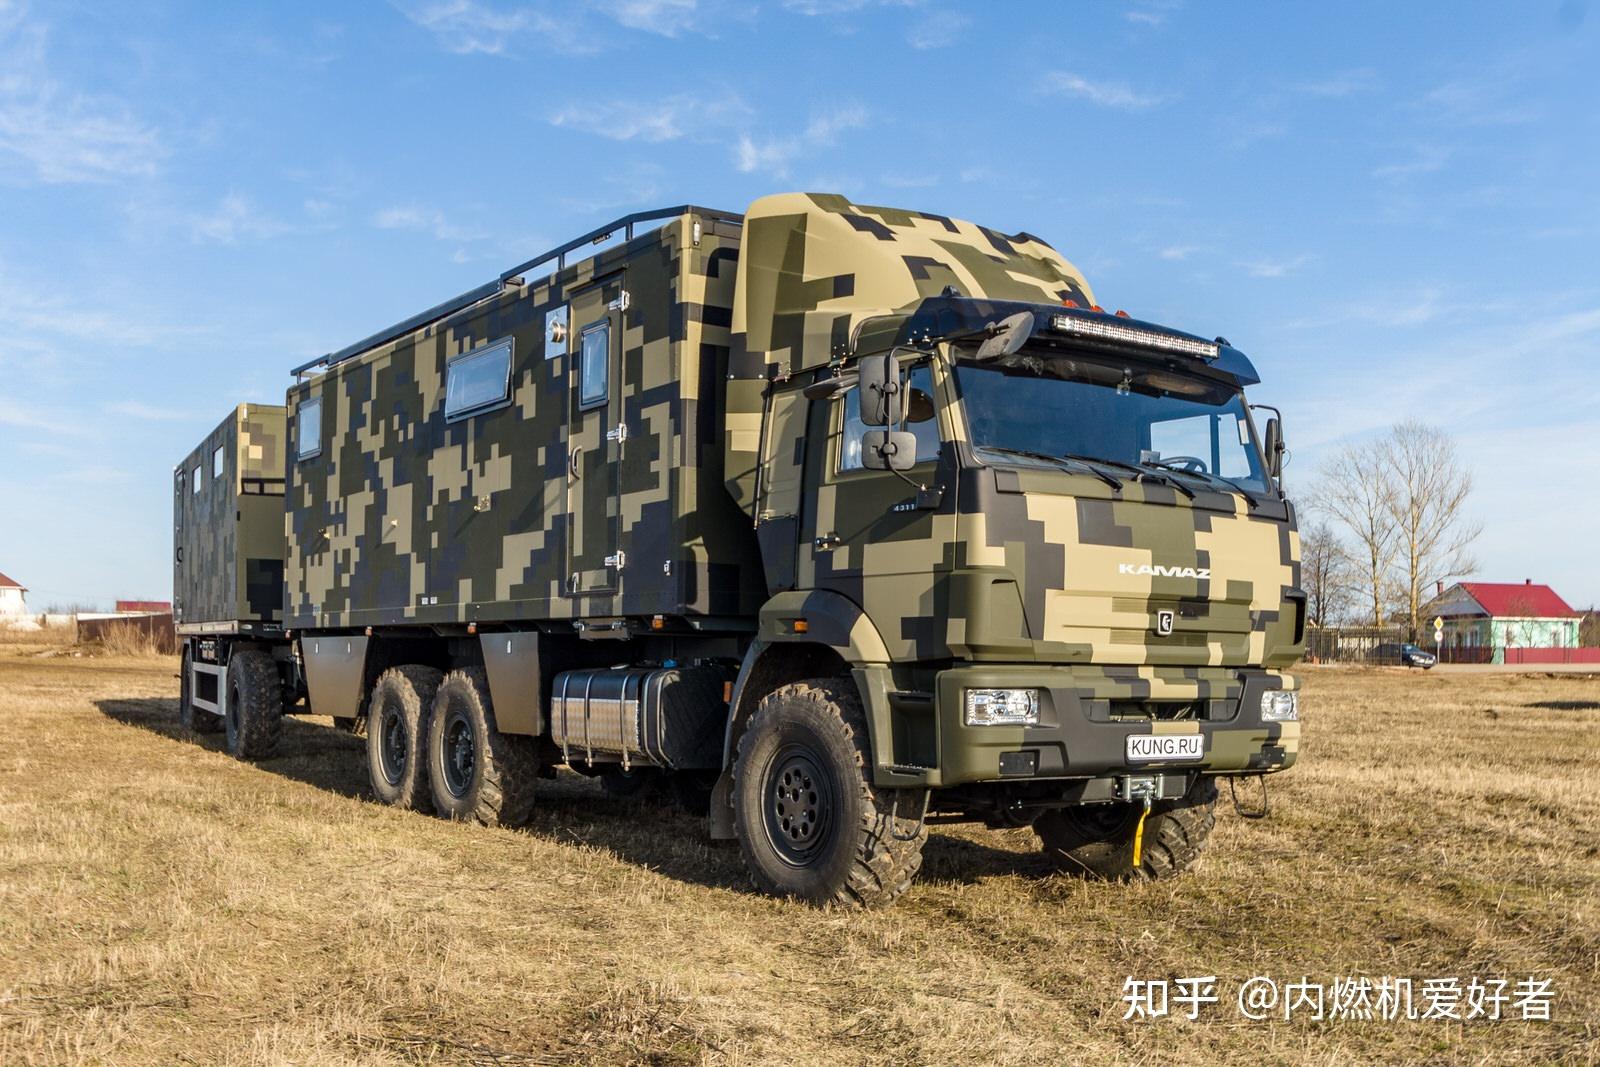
[1119,563,1211,580]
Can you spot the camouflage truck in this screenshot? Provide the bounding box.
[174,193,1303,907]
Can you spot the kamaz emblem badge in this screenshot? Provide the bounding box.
[1156,610,1175,636]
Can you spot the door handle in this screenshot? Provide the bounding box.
[813,534,840,550]
[569,447,580,479]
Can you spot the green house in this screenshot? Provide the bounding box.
[1427,581,1582,664]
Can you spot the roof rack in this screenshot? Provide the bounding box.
[291,203,742,379]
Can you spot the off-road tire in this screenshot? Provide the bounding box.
[732,679,926,908]
[427,667,539,827]
[365,666,443,812]
[1034,779,1219,881]
[179,645,222,734]
[224,650,283,759]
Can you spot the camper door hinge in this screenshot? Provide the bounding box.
[608,291,630,312]
[605,550,627,571]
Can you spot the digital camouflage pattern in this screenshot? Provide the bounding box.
[186,192,1301,788]
[284,214,762,629]
[173,404,286,631]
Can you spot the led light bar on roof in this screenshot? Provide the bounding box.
[1049,313,1219,360]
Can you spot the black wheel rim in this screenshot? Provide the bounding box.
[378,705,407,786]
[762,744,834,866]
[441,712,475,799]
[1069,802,1138,840]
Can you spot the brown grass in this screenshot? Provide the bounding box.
[0,649,1595,1065]
[91,621,169,658]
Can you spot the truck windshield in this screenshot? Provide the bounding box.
[951,354,1271,495]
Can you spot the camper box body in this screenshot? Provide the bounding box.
[284,212,763,631]
[173,403,287,633]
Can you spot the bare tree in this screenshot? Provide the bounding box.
[1314,439,1397,627]
[1383,422,1480,641]
[1299,520,1355,626]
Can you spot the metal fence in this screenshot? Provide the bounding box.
[1306,626,1600,665]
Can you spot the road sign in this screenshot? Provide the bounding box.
[1433,616,1444,634]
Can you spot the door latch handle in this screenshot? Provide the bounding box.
[569,448,580,479]
[813,534,840,550]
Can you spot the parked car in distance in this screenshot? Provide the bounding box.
[1368,642,1438,669]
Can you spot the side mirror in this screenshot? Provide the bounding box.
[862,429,916,472]
[857,352,902,426]
[1263,417,1285,479]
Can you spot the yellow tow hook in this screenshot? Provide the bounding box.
[1132,796,1153,869]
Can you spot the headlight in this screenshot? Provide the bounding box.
[965,688,1040,726]
[1260,690,1299,722]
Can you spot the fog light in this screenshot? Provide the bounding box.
[1260,690,1299,722]
[965,688,1040,726]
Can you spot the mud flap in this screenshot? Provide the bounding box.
[708,770,736,840]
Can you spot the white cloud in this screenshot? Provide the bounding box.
[548,93,750,142]
[1294,69,1378,98]
[1238,253,1312,279]
[735,104,868,178]
[1372,145,1450,181]
[1123,1,1181,26]
[0,8,163,184]
[907,9,969,50]
[396,0,576,56]
[595,0,699,36]
[103,400,195,422]
[186,194,293,244]
[372,204,485,242]
[1159,245,1198,261]
[1040,71,1167,110]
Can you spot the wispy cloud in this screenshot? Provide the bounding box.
[1124,0,1182,27]
[1372,144,1451,181]
[396,0,582,56]
[1238,253,1312,279]
[735,103,867,178]
[907,9,969,50]
[0,6,164,184]
[372,204,485,242]
[185,194,294,244]
[1040,71,1168,110]
[1159,245,1198,261]
[1416,79,1540,127]
[1294,68,1378,98]
[548,93,750,142]
[103,400,196,422]
[594,0,699,37]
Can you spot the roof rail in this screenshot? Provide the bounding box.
[292,203,742,379]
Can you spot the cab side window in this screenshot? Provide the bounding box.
[839,364,940,472]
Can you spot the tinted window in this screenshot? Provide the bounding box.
[192,465,202,493]
[580,321,610,408]
[297,397,322,460]
[212,445,225,479]
[840,364,940,472]
[445,339,513,420]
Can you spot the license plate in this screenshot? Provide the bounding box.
[1126,733,1205,763]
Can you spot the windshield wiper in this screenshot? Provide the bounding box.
[976,446,1123,492]
[1142,460,1260,508]
[1060,453,1196,500]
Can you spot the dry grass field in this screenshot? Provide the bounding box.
[1,636,1596,1065]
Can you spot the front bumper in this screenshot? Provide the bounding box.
[878,664,1298,788]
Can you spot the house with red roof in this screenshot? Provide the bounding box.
[1427,580,1585,664]
[0,572,27,618]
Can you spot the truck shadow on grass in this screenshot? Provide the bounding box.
[94,697,1055,893]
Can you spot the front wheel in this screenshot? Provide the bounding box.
[1034,779,1219,881]
[732,679,926,908]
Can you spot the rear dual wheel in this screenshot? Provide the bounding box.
[426,667,539,827]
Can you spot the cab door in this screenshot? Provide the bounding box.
[799,359,950,660]
[564,273,625,598]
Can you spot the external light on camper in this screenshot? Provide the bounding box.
[1049,313,1221,361]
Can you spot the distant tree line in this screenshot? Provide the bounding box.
[1296,421,1479,641]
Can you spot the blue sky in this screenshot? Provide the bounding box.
[1,0,1597,610]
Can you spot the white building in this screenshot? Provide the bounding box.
[0,572,27,617]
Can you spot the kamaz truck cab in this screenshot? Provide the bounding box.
[718,195,1302,898]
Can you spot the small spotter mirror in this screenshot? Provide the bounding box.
[862,429,916,472]
[1264,417,1285,479]
[857,352,903,426]
[975,312,1035,360]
